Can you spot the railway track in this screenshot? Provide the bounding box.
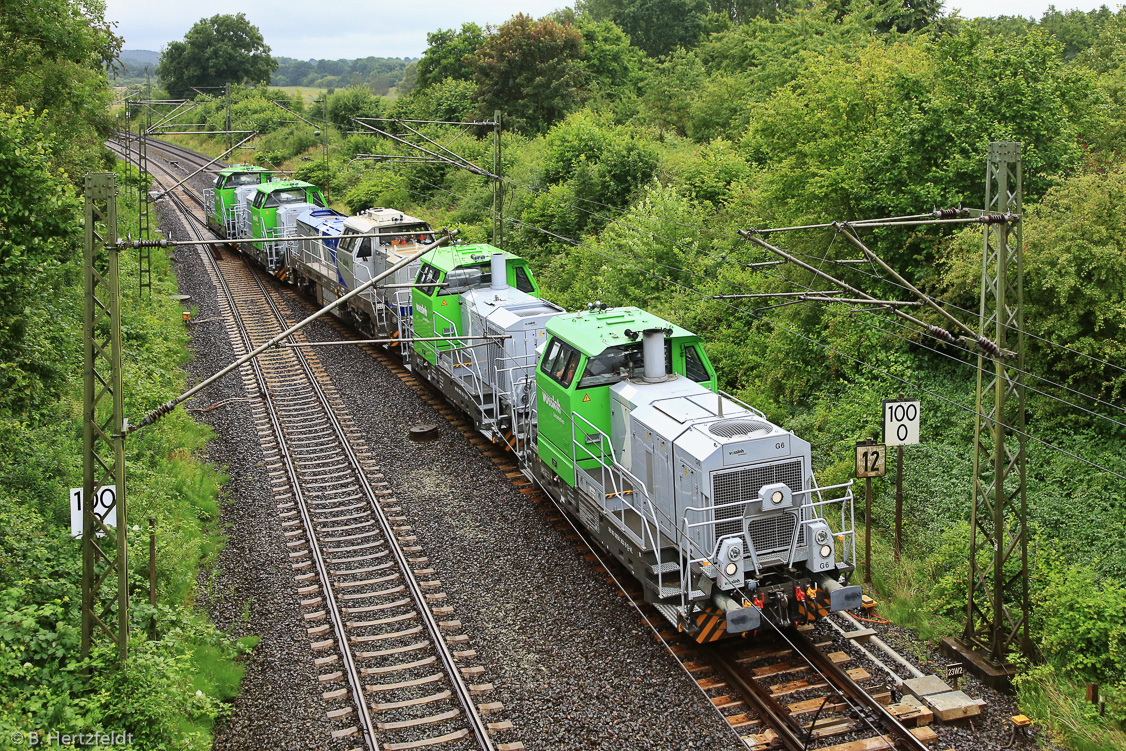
[206,254,503,751]
[114,137,513,751]
[116,134,952,751]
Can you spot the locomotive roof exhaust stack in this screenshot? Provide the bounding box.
[642,328,667,382]
[490,252,507,291]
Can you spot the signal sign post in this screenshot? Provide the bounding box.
[884,397,920,562]
[856,440,886,584]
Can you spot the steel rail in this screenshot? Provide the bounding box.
[130,146,493,749]
[105,137,207,211]
[698,643,807,750]
[699,629,932,751]
[170,150,492,749]
[145,153,380,748]
[791,629,930,751]
[206,254,381,751]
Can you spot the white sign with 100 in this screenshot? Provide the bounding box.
[883,399,921,447]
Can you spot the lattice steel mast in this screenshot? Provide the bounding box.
[81,173,130,661]
[964,142,1031,664]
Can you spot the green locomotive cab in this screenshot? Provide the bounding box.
[409,243,539,369]
[204,165,273,238]
[534,307,716,487]
[244,180,326,273]
[408,244,552,436]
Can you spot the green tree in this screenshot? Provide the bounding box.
[739,28,1101,277]
[472,14,586,134]
[870,0,945,33]
[0,110,80,414]
[1040,4,1116,60]
[520,110,658,243]
[157,13,276,99]
[640,48,707,134]
[586,0,712,57]
[325,87,383,129]
[416,23,486,89]
[1017,169,1126,401]
[391,78,476,122]
[577,17,647,98]
[708,0,799,23]
[398,60,419,96]
[0,0,120,179]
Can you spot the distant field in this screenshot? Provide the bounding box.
[272,86,328,104]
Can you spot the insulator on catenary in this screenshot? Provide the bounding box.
[138,400,176,428]
[977,336,1002,356]
[980,214,1009,224]
[131,239,171,248]
[928,325,958,344]
[932,208,960,219]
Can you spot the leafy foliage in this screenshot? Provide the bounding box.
[942,169,1126,402]
[0,110,81,416]
[0,0,119,179]
[471,14,586,135]
[416,23,487,90]
[167,1,1126,737]
[324,87,383,129]
[615,0,712,57]
[157,13,277,99]
[271,55,412,94]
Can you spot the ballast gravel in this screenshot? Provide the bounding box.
[158,186,743,748]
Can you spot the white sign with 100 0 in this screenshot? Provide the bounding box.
[883,399,921,447]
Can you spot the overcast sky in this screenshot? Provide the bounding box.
[104,0,1122,59]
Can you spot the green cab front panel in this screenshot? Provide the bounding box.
[248,180,325,252]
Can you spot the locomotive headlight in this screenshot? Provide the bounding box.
[771,490,784,504]
[815,529,829,545]
[725,562,738,576]
[820,544,833,558]
[727,545,741,562]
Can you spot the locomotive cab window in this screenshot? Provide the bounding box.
[442,264,492,295]
[264,189,319,208]
[415,263,441,295]
[225,172,267,189]
[541,338,581,388]
[684,345,711,383]
[577,341,671,388]
[514,265,534,293]
[355,237,372,260]
[382,223,432,246]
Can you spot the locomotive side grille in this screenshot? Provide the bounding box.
[711,460,804,541]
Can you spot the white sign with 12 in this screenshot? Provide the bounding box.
[69,485,118,538]
[883,399,921,446]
